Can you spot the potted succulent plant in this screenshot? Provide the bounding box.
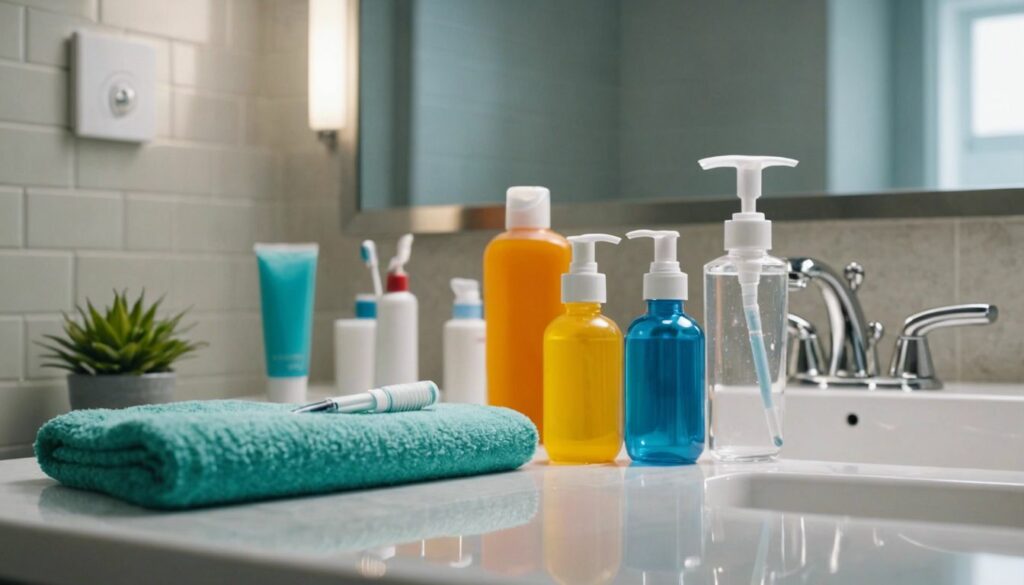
[38,291,206,410]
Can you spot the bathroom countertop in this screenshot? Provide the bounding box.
[0,451,1021,585]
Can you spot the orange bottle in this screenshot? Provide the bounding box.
[484,186,571,439]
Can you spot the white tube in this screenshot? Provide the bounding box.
[334,318,376,395]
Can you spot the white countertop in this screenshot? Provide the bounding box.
[0,450,1022,585]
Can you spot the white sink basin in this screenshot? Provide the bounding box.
[706,471,1024,531]
[782,384,1024,471]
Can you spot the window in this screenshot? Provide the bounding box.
[970,11,1024,138]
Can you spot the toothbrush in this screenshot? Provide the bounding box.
[292,380,439,414]
[360,240,383,298]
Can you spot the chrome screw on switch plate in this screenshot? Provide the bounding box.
[109,84,136,117]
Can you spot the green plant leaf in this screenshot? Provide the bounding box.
[38,291,205,375]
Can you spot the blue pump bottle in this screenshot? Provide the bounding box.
[624,230,705,464]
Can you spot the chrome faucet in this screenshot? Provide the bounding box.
[787,257,997,390]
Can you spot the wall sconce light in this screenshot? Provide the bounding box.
[309,0,349,149]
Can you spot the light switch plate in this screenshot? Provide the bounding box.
[72,30,157,142]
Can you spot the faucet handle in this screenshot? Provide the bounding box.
[844,262,865,292]
[788,314,826,378]
[888,303,998,388]
[899,303,998,337]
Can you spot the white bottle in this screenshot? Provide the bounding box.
[701,155,798,462]
[443,278,486,404]
[375,234,418,386]
[334,294,377,395]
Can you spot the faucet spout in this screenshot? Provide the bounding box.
[787,257,878,378]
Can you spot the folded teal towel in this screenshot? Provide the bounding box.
[35,401,538,510]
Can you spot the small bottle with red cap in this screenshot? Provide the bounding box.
[374,234,419,386]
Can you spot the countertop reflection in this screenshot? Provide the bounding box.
[0,452,1022,584]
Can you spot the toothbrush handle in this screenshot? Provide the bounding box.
[367,381,440,413]
[330,381,439,413]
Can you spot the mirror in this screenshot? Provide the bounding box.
[355,0,1024,222]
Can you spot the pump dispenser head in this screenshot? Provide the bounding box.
[626,229,687,300]
[386,233,414,292]
[506,186,551,229]
[562,233,620,303]
[450,278,482,319]
[698,155,798,252]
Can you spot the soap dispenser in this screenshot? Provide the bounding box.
[701,155,797,461]
[624,230,705,465]
[544,234,623,464]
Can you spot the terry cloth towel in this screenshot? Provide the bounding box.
[35,401,538,510]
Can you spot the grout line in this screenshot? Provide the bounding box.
[17,3,25,63]
[118,190,126,251]
[0,114,276,154]
[19,186,26,248]
[0,56,63,73]
[0,119,66,132]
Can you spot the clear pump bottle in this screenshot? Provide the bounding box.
[544,234,623,464]
[701,155,798,461]
[624,230,704,465]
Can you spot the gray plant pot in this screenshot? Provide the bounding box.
[67,372,176,410]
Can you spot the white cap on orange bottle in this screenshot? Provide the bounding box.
[506,186,550,229]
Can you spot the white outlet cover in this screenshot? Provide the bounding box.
[72,30,157,142]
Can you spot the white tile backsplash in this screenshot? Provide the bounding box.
[0,187,23,247]
[227,0,262,53]
[214,148,280,198]
[0,251,73,312]
[100,0,225,44]
[0,127,73,187]
[124,194,175,251]
[18,0,96,20]
[172,256,238,311]
[77,141,214,194]
[0,381,67,449]
[0,64,68,126]
[25,8,104,67]
[23,314,63,379]
[173,199,254,252]
[172,90,240,144]
[26,189,122,249]
[260,49,305,98]
[75,252,177,308]
[124,33,171,82]
[0,4,24,60]
[0,318,24,380]
[172,42,259,94]
[155,86,173,136]
[0,0,275,452]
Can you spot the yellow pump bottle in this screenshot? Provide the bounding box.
[544,234,623,464]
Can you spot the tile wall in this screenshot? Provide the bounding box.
[0,0,291,456]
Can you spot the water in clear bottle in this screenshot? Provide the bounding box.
[704,253,788,461]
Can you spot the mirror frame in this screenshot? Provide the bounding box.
[339,0,1024,236]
